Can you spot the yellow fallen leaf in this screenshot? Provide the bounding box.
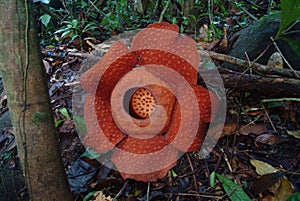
[93,191,113,201]
[287,130,300,139]
[250,159,278,175]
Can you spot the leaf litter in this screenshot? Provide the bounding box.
[0,30,299,201]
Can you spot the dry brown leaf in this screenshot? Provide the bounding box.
[206,123,232,139]
[239,124,267,135]
[245,107,263,116]
[255,134,280,145]
[198,24,209,39]
[251,172,284,195]
[197,39,221,50]
[221,122,237,136]
[219,27,228,50]
[267,52,283,69]
[270,177,294,201]
[259,195,276,201]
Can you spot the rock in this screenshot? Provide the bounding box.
[227,12,300,71]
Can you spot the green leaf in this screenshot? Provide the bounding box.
[82,23,97,32]
[71,34,79,41]
[81,0,88,8]
[210,171,216,187]
[54,26,72,34]
[61,30,73,39]
[171,169,178,177]
[73,115,87,135]
[71,19,79,28]
[267,101,284,108]
[39,14,51,27]
[215,173,252,201]
[62,21,73,26]
[59,108,70,119]
[275,0,300,39]
[83,191,96,201]
[80,149,101,159]
[1,152,12,160]
[281,37,300,57]
[287,192,300,201]
[55,119,64,127]
[190,15,197,22]
[172,17,177,24]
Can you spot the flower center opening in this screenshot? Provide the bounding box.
[129,87,156,119]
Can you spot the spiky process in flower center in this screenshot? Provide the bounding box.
[130,88,156,119]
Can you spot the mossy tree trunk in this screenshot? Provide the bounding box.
[0,1,73,201]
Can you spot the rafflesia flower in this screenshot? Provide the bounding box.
[80,22,218,182]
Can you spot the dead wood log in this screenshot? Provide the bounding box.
[219,69,300,98]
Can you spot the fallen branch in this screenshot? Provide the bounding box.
[219,69,300,97]
[198,50,300,79]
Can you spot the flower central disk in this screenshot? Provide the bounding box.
[130,88,156,119]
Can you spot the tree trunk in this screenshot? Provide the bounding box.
[182,0,196,32]
[182,0,194,17]
[0,1,73,201]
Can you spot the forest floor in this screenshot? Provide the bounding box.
[0,23,300,201]
[43,39,300,201]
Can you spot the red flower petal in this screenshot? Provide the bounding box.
[147,22,179,32]
[111,136,178,182]
[131,22,199,84]
[114,162,177,182]
[134,50,198,84]
[84,95,126,153]
[186,122,208,151]
[80,41,137,99]
[165,85,217,152]
[116,135,167,154]
[191,84,216,122]
[164,102,198,152]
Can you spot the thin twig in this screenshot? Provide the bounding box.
[61,0,72,18]
[87,0,106,15]
[177,168,199,179]
[186,153,198,192]
[146,182,150,201]
[261,98,300,102]
[175,192,225,199]
[252,43,272,66]
[113,180,128,201]
[208,0,214,25]
[221,148,233,173]
[159,0,171,22]
[214,151,224,172]
[237,113,264,133]
[270,36,299,78]
[262,104,277,133]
